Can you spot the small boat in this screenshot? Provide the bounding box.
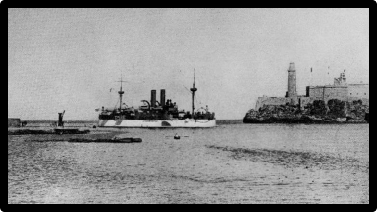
[112,137,142,143]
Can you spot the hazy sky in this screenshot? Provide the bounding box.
[8,8,369,120]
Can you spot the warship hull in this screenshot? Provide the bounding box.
[98,73,216,128]
[98,119,216,128]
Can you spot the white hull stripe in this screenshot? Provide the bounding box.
[98,119,216,128]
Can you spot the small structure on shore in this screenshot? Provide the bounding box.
[58,110,65,127]
[8,118,21,127]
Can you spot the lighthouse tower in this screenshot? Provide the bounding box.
[287,62,297,98]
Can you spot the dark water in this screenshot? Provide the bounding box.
[8,123,369,204]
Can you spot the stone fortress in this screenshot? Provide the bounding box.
[254,62,369,110]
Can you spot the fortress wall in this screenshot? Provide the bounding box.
[307,85,368,105]
[256,95,369,111]
[255,96,315,111]
[255,97,294,110]
[306,86,348,102]
[348,84,369,100]
[324,86,348,102]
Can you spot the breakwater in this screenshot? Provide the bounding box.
[8,128,90,135]
[244,99,369,124]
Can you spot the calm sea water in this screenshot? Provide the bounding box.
[8,123,369,204]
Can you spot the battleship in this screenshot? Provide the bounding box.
[96,72,216,128]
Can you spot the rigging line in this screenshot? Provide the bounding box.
[176,69,195,95]
[182,85,192,94]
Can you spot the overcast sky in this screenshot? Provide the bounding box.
[8,8,369,120]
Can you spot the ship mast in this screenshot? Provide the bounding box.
[190,69,197,117]
[117,74,125,111]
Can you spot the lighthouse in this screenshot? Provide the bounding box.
[287,62,297,98]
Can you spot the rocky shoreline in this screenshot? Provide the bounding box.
[244,99,369,124]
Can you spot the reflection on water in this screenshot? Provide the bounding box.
[8,123,369,204]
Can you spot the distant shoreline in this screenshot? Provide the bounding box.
[21,120,97,123]
[10,119,245,125]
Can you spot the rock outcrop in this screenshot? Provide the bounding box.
[243,99,369,124]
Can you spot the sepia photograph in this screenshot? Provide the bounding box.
[8,8,369,204]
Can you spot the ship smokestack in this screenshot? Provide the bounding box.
[289,62,295,71]
[160,89,165,107]
[151,90,156,108]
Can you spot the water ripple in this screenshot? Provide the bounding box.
[206,145,369,173]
